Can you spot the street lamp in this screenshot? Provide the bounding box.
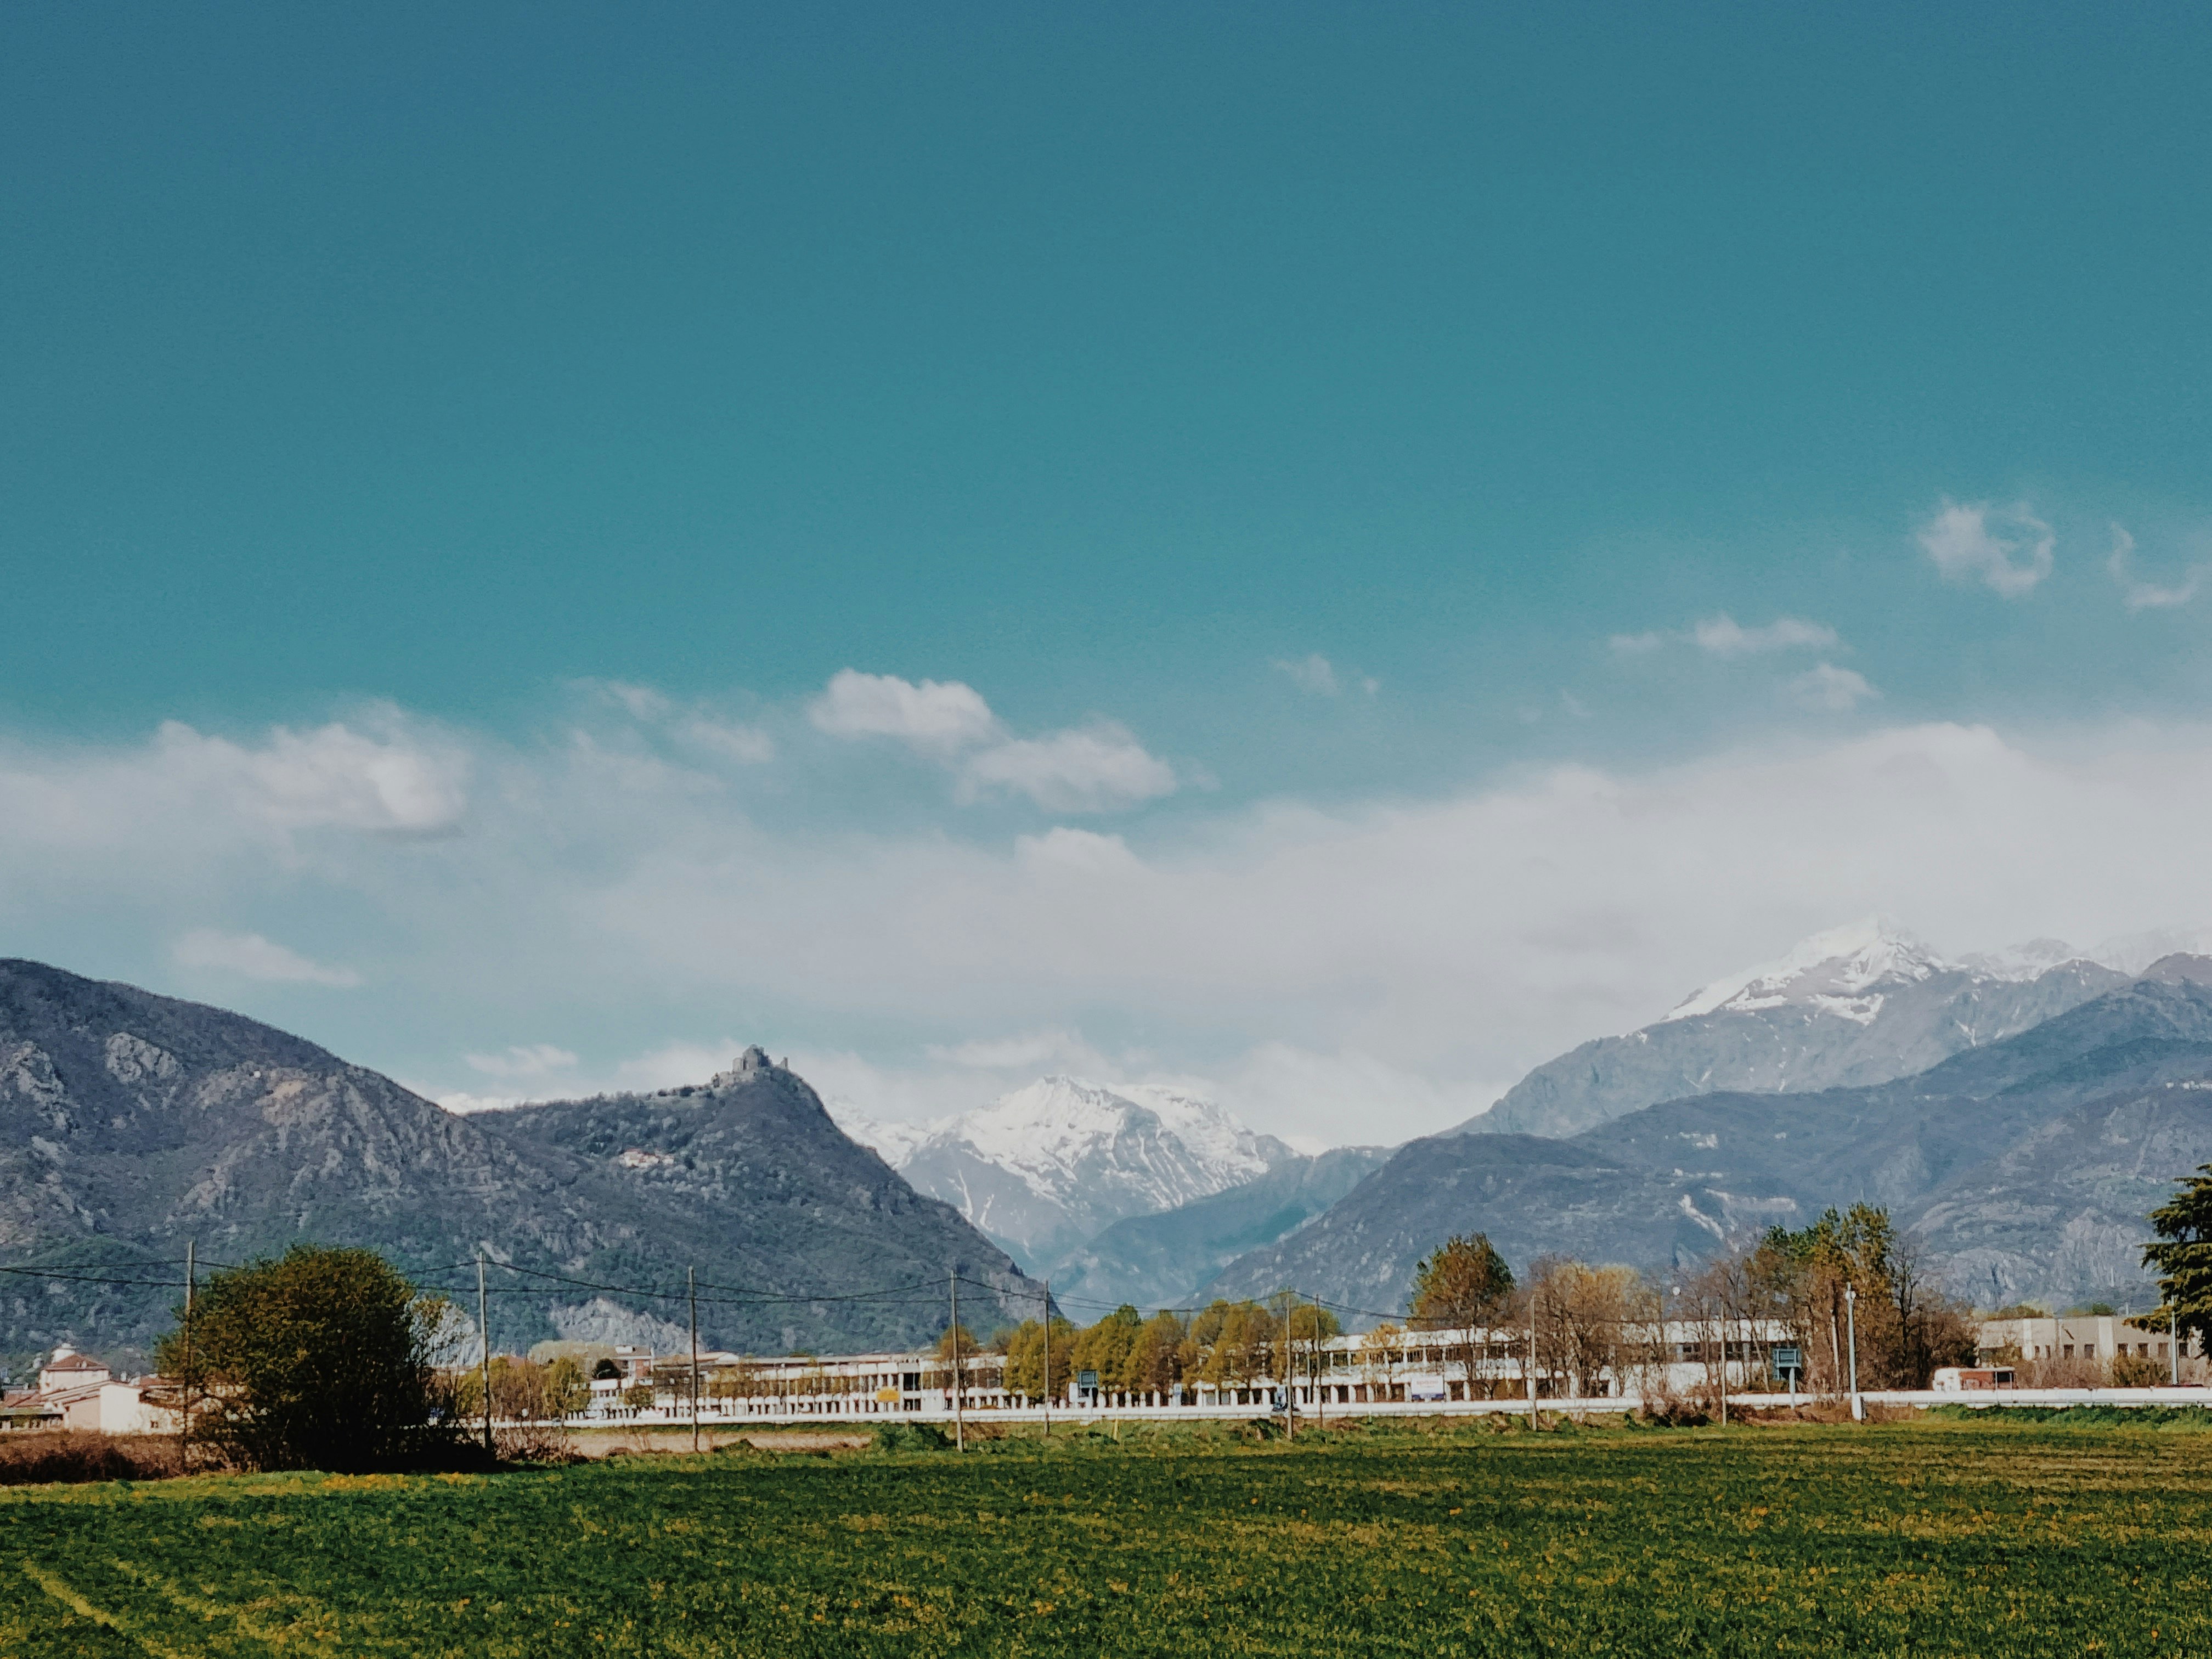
[1844,1284,1863,1423]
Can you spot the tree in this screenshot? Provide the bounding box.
[2145,1163,2212,1352]
[1409,1234,1516,1399]
[1193,1301,1276,1390]
[1001,1317,1076,1403]
[1533,1260,1646,1401]
[543,1356,589,1417]
[934,1323,980,1396]
[1126,1310,1191,1397]
[155,1244,453,1472]
[1754,1204,1899,1392]
[1071,1306,1144,1398]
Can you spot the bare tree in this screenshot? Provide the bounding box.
[1408,1234,1516,1402]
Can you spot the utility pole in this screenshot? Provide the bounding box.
[1528,1285,1540,1425]
[2174,1306,2183,1388]
[1312,1294,1324,1430]
[1845,1284,1862,1423]
[1041,1279,1051,1440]
[949,1270,963,1452]
[1718,1308,1728,1429]
[180,1239,195,1469]
[689,1265,701,1455]
[1282,1293,1294,1442]
[477,1252,494,1459]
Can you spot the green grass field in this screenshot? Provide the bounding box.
[5,1415,2211,1656]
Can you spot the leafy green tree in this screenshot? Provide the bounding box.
[1409,1233,1516,1396]
[155,1244,453,1472]
[2144,1163,2212,1352]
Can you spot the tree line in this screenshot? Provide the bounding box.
[139,1163,2212,1471]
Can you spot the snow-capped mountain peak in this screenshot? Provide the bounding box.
[1663,918,1949,1023]
[826,1074,1291,1269]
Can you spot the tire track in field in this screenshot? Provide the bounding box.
[20,1559,194,1659]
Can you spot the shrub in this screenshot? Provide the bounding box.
[871,1420,951,1453]
[0,1431,182,1486]
[494,1421,580,1464]
[155,1244,457,1473]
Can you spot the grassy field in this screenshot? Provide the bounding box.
[5,1414,2211,1656]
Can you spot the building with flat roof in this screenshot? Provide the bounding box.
[1976,1314,2204,1380]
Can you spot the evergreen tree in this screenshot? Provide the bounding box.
[2144,1163,2212,1350]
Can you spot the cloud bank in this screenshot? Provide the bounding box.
[18,693,2212,1146]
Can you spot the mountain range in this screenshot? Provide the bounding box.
[15,915,2210,1368]
[836,1076,1312,1270]
[1462,920,2128,1139]
[1206,953,2212,1316]
[0,960,1034,1372]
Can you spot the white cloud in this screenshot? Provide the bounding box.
[2106,525,2205,612]
[1918,499,2055,597]
[1273,654,1341,695]
[1788,662,1880,712]
[464,1043,579,1079]
[595,681,672,720]
[679,716,776,764]
[43,697,2212,1148]
[1692,614,1841,657]
[173,929,362,986]
[809,669,1000,752]
[959,725,1177,813]
[1615,616,1842,660]
[806,669,1175,812]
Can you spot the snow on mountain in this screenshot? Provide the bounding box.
[828,1075,1294,1272]
[1663,918,1949,1024]
[831,1111,935,1170]
[1461,919,2128,1139]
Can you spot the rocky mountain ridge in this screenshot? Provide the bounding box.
[1208,957,2212,1318]
[0,961,1034,1368]
[1458,919,2129,1139]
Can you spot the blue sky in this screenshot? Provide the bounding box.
[8,4,2212,1141]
